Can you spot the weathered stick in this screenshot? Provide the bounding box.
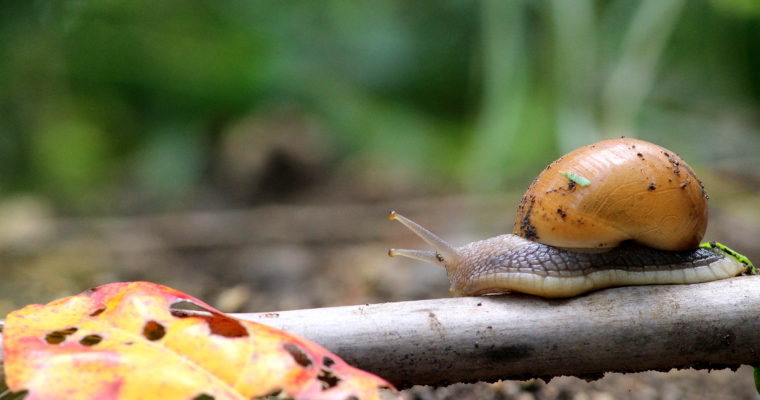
[2,277,759,388]
[237,276,760,387]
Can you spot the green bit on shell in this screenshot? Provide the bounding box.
[559,171,591,187]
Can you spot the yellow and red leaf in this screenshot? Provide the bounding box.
[3,281,392,400]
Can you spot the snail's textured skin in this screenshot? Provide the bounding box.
[449,235,746,297]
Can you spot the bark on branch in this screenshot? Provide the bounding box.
[2,276,759,388]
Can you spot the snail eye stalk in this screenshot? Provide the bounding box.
[387,211,461,267]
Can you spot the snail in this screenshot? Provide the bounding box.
[388,137,749,298]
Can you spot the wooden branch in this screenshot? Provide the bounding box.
[2,277,760,388]
[236,276,760,387]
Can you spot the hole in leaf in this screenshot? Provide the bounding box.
[171,309,196,318]
[192,394,214,400]
[90,307,106,317]
[318,367,341,390]
[170,300,248,337]
[283,342,313,368]
[323,356,335,367]
[143,320,166,341]
[170,300,208,313]
[171,301,217,320]
[44,327,79,345]
[80,334,103,346]
[205,315,248,338]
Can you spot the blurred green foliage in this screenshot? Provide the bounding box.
[0,0,758,213]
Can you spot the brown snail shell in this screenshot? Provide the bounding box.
[513,137,708,251]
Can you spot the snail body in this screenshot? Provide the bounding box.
[388,138,748,298]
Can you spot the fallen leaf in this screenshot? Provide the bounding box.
[3,281,393,400]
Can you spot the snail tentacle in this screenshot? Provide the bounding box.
[387,211,461,267]
[388,248,441,266]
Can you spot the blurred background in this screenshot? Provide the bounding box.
[1,0,760,398]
